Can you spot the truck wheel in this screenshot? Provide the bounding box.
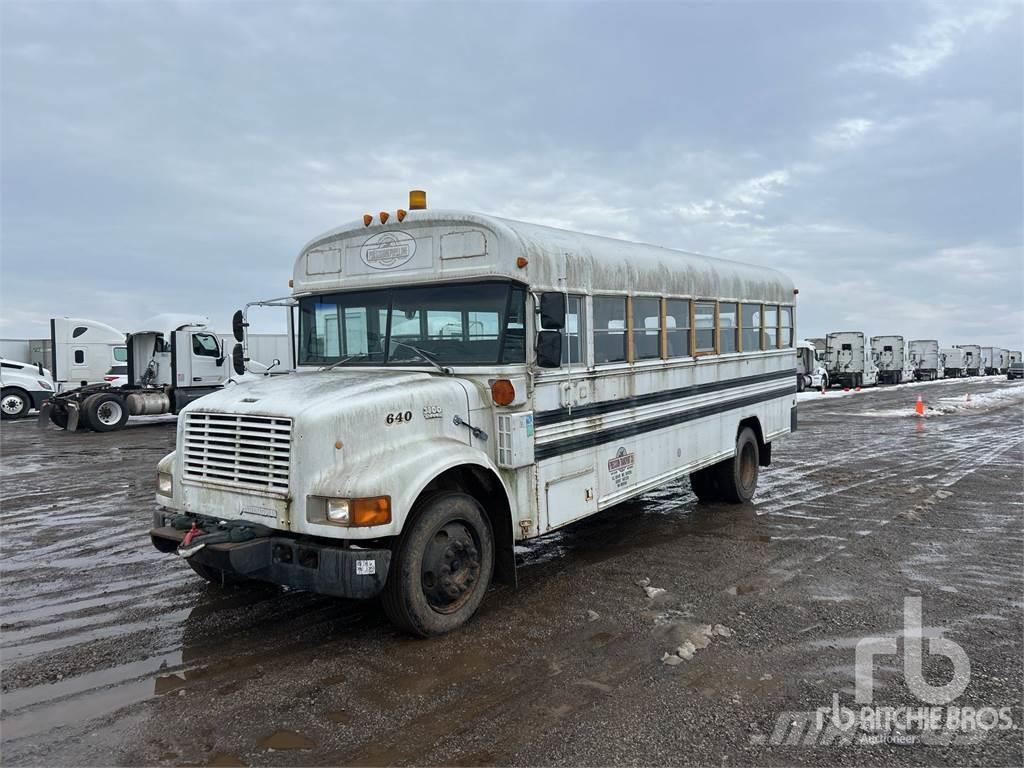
[689,466,720,503]
[188,560,250,587]
[382,492,494,637]
[47,404,88,430]
[1,387,30,420]
[715,427,760,504]
[83,393,129,432]
[796,375,805,393]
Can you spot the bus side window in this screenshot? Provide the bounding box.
[764,305,779,349]
[593,296,626,364]
[562,295,584,366]
[741,303,762,351]
[694,301,715,353]
[632,297,660,360]
[780,306,793,347]
[719,302,738,353]
[665,299,691,358]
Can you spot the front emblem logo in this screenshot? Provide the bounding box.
[360,231,416,270]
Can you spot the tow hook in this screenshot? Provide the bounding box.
[172,517,273,559]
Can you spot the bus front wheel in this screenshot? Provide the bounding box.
[383,492,494,637]
[715,427,760,504]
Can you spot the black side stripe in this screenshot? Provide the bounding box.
[534,385,795,461]
[535,368,796,427]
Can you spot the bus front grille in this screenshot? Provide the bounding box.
[182,412,292,495]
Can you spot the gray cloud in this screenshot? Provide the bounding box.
[1,0,1021,350]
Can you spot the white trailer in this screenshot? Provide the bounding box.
[796,340,827,391]
[997,348,1011,374]
[981,347,1000,375]
[41,316,235,432]
[150,190,798,636]
[940,347,965,378]
[870,335,905,385]
[909,340,942,381]
[825,332,877,388]
[1,358,55,420]
[956,344,982,376]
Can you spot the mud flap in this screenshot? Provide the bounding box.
[66,402,80,432]
[36,402,52,428]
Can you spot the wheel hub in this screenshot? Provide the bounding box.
[2,395,25,415]
[421,521,481,614]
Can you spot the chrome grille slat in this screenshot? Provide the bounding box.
[183,412,292,495]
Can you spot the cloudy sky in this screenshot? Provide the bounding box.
[2,0,1021,349]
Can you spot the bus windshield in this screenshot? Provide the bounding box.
[298,281,526,366]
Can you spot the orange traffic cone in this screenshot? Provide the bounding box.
[914,395,925,416]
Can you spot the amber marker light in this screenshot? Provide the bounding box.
[491,379,515,406]
[363,214,373,227]
[379,211,390,224]
[409,189,427,210]
[350,496,391,526]
[516,257,529,268]
[396,209,407,222]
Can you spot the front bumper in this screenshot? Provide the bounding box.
[150,512,391,599]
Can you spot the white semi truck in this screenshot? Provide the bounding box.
[870,335,905,385]
[1,358,55,420]
[49,318,128,391]
[956,344,982,376]
[940,347,965,378]
[40,316,239,432]
[825,332,877,388]
[981,347,1006,375]
[909,340,942,381]
[796,340,828,391]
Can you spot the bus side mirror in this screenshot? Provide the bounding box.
[232,343,246,376]
[232,310,246,342]
[539,293,565,330]
[536,330,562,368]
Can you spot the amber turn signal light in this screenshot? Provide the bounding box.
[396,209,407,222]
[491,379,515,406]
[409,189,427,210]
[516,257,529,268]
[379,211,390,224]
[351,496,391,526]
[363,214,373,227]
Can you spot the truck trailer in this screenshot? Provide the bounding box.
[956,344,982,376]
[41,316,235,432]
[940,347,965,378]
[909,340,942,381]
[981,347,1001,375]
[825,332,877,388]
[870,335,905,385]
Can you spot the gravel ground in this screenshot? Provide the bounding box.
[1,377,1022,767]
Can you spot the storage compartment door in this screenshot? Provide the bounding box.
[545,468,597,530]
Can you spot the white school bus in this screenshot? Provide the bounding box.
[151,192,798,636]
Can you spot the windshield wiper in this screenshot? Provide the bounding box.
[388,341,453,376]
[318,353,370,372]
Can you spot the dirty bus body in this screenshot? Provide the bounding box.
[956,344,982,376]
[150,199,798,636]
[909,340,942,381]
[870,335,905,385]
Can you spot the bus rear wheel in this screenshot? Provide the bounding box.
[715,427,760,504]
[689,467,721,503]
[383,492,494,637]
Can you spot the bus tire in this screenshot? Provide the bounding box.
[796,376,805,393]
[382,492,494,637]
[83,393,129,432]
[716,427,759,504]
[1,387,30,420]
[689,467,720,503]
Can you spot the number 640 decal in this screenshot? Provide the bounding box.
[386,411,413,425]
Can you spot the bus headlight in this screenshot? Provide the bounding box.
[157,472,173,495]
[323,496,391,527]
